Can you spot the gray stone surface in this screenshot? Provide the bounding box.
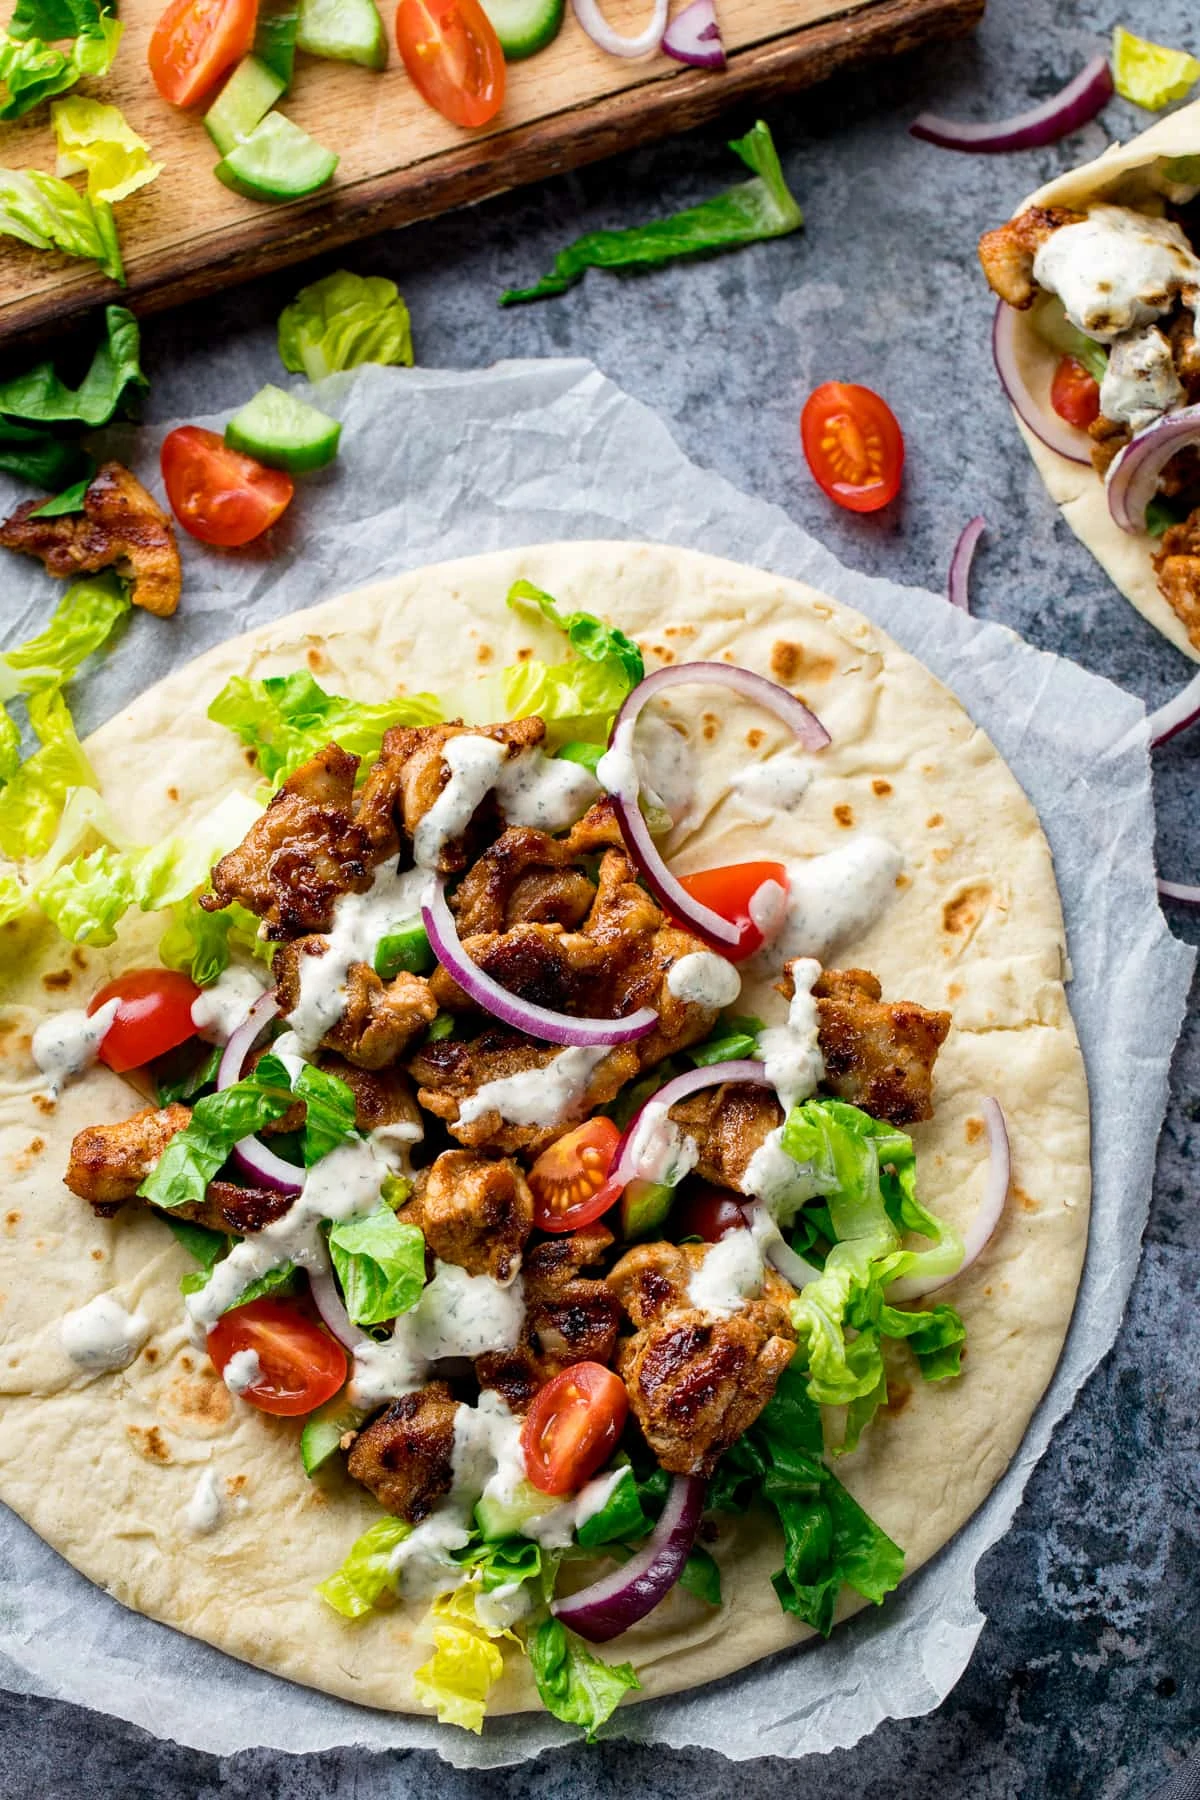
[3,0,1199,1791]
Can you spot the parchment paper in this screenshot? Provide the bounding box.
[0,358,1191,1769]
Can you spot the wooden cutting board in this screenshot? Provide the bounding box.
[0,0,983,342]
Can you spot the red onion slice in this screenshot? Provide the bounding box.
[1158,878,1200,905]
[910,55,1113,152]
[1107,406,1200,534]
[1145,671,1200,748]
[948,515,986,612]
[887,1097,1010,1301]
[602,663,829,952]
[553,1473,707,1641]
[422,878,658,1046]
[309,1261,369,1351]
[216,989,280,1090]
[570,0,667,57]
[661,0,724,67]
[993,302,1091,466]
[214,990,304,1198]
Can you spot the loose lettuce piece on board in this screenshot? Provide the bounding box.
[0,168,123,280]
[52,97,162,202]
[277,270,413,379]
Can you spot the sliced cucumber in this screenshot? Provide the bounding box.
[215,112,339,203]
[474,1479,548,1542]
[204,56,286,156]
[255,2,299,86]
[296,0,387,68]
[226,383,342,473]
[479,0,564,59]
[300,1397,370,1476]
[619,1177,674,1241]
[374,918,433,979]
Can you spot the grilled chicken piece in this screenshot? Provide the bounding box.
[800,965,950,1127]
[65,1103,191,1214]
[273,945,438,1070]
[0,462,182,617]
[1168,308,1200,400]
[448,802,622,937]
[608,1241,796,1477]
[203,745,374,940]
[977,205,1085,308]
[1088,412,1131,477]
[175,1181,295,1235]
[668,1083,784,1195]
[476,1225,620,1413]
[355,717,546,872]
[403,1149,533,1282]
[1153,507,1200,650]
[346,1381,460,1522]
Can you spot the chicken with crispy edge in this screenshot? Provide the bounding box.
[607,1241,797,1478]
[976,205,1085,310]
[346,1380,461,1522]
[272,942,439,1069]
[355,716,546,872]
[448,801,624,937]
[401,1149,534,1284]
[475,1224,621,1413]
[802,964,950,1128]
[0,462,182,617]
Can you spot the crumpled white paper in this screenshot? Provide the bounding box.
[0,359,1192,1770]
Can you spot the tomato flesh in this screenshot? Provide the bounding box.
[674,1183,749,1244]
[161,426,293,548]
[521,1361,627,1496]
[801,382,905,514]
[207,1298,347,1416]
[87,969,201,1074]
[528,1117,622,1233]
[1050,355,1101,429]
[677,860,789,961]
[148,0,257,108]
[394,0,504,128]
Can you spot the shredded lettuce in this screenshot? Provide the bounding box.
[207,670,441,788]
[0,304,145,425]
[317,1515,410,1619]
[0,574,128,703]
[158,893,269,987]
[0,419,88,487]
[526,1618,639,1739]
[0,168,122,280]
[0,686,95,861]
[277,270,414,381]
[507,580,644,689]
[327,1203,425,1326]
[501,120,802,306]
[413,1622,505,1734]
[137,1053,298,1211]
[0,0,121,120]
[52,97,161,202]
[292,1060,357,1163]
[1112,25,1200,109]
[180,1255,298,1307]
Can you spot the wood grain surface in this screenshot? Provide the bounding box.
[0,0,983,342]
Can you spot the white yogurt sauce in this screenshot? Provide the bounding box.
[686,1230,764,1318]
[414,736,508,869]
[1100,326,1185,432]
[369,1116,424,1178]
[184,1467,223,1536]
[189,965,267,1045]
[596,712,696,826]
[626,1100,699,1187]
[494,750,600,834]
[289,862,429,1051]
[348,1262,526,1407]
[32,998,119,1096]
[1033,205,1200,342]
[666,951,742,1010]
[509,1466,629,1552]
[752,836,903,969]
[417,735,599,872]
[743,1126,831,1223]
[595,716,639,802]
[758,957,825,1113]
[223,1346,263,1397]
[457,1045,610,1131]
[731,749,814,821]
[60,1291,150,1372]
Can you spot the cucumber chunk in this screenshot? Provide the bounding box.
[255,2,299,85]
[479,0,564,58]
[474,1479,549,1542]
[214,112,339,203]
[204,56,286,156]
[226,383,342,473]
[374,918,433,979]
[619,1177,674,1241]
[300,1398,369,1476]
[296,0,387,68]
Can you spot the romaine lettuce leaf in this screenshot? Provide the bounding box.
[292,1059,357,1164]
[180,1255,298,1307]
[137,1053,297,1211]
[158,893,269,987]
[0,0,121,121]
[207,670,441,788]
[0,304,144,424]
[507,580,644,689]
[317,1515,410,1618]
[1112,24,1200,109]
[412,1622,505,1733]
[0,686,95,860]
[277,270,414,381]
[687,1013,763,1067]
[453,1532,547,1597]
[0,168,122,280]
[164,1212,226,1270]
[327,1202,425,1327]
[0,575,128,702]
[30,474,89,516]
[501,120,802,306]
[526,1618,639,1739]
[52,97,162,203]
[0,418,88,486]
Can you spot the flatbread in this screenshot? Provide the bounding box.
[1002,98,1200,661]
[0,542,1091,1717]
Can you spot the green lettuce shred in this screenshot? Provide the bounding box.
[137,1054,298,1212]
[317,1514,411,1618]
[207,670,441,788]
[0,0,121,121]
[277,270,414,381]
[327,1204,425,1327]
[526,1618,639,1739]
[0,168,123,280]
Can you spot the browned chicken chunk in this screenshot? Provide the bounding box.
[65,1103,191,1214]
[403,1149,533,1282]
[0,462,182,617]
[476,1225,621,1412]
[203,744,374,940]
[346,1381,460,1522]
[356,717,546,871]
[977,205,1084,309]
[795,965,950,1126]
[1153,507,1200,650]
[272,945,438,1070]
[447,799,622,937]
[669,1083,784,1193]
[177,1181,295,1235]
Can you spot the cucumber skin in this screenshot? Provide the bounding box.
[479,0,564,58]
[204,57,286,156]
[226,386,342,474]
[301,1401,369,1476]
[214,117,339,204]
[295,0,388,68]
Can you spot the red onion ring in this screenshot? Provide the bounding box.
[948,515,986,612]
[309,1261,369,1351]
[570,0,667,57]
[215,990,303,1198]
[1145,671,1200,748]
[1107,406,1200,534]
[887,1097,1010,1301]
[993,302,1091,466]
[910,55,1113,152]
[422,878,658,1046]
[602,663,829,952]
[661,0,724,68]
[1158,878,1200,905]
[552,1473,707,1641]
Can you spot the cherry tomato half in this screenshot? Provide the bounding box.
[674,1183,749,1244]
[87,968,201,1074]
[148,0,257,108]
[521,1361,628,1496]
[677,861,789,961]
[801,382,905,515]
[161,426,293,547]
[394,0,504,129]
[207,1298,347,1416]
[528,1117,622,1233]
[1050,355,1100,429]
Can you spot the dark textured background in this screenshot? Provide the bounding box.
[4,0,1199,1790]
